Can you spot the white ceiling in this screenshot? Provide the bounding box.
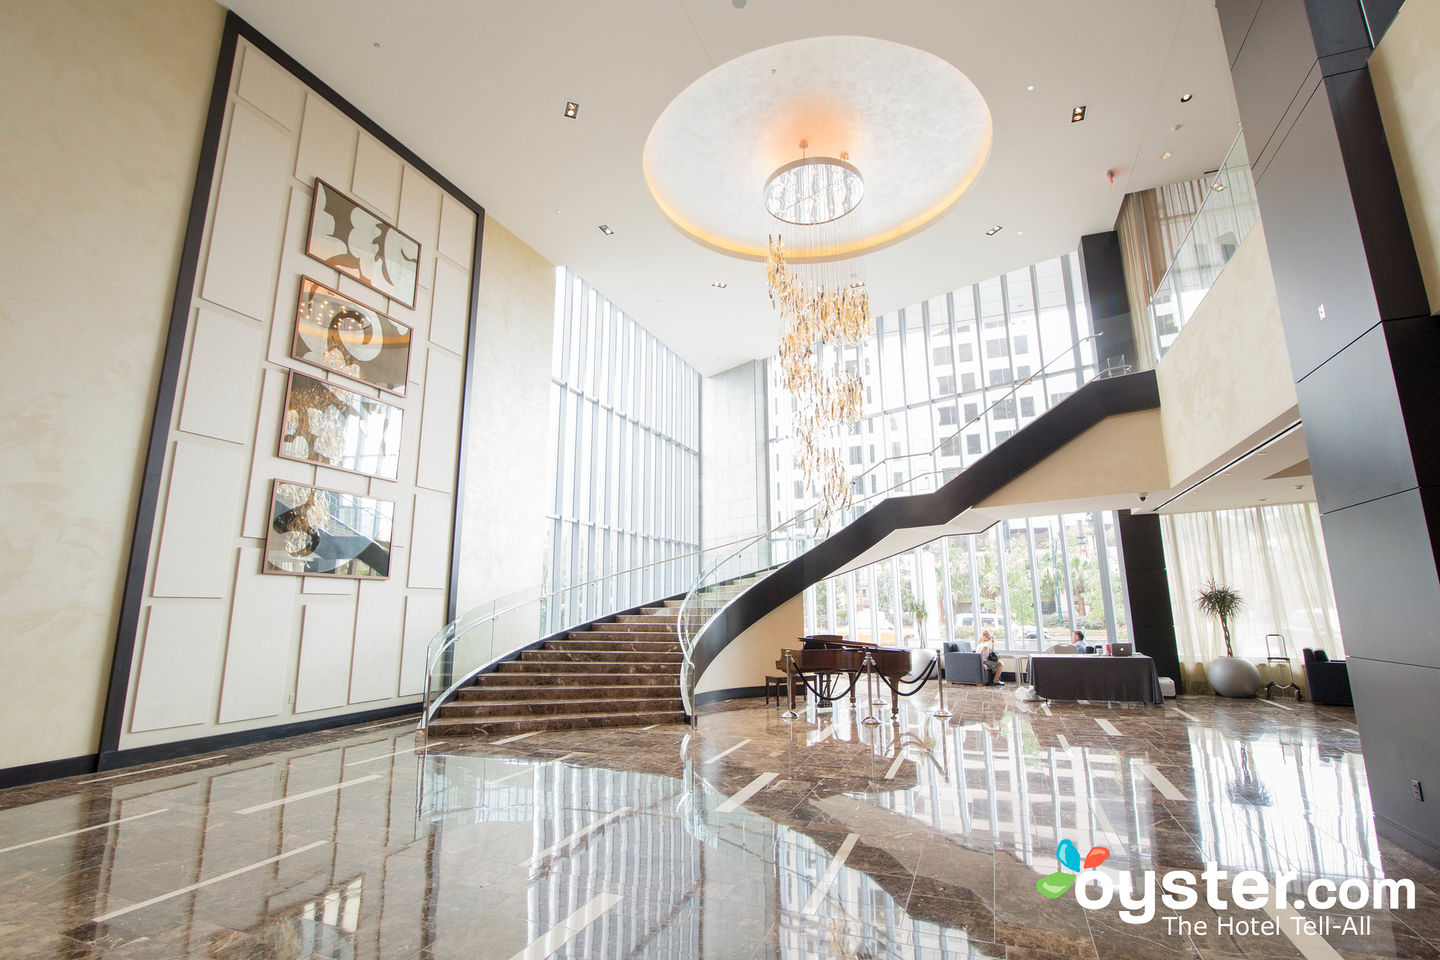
[224,0,1241,375]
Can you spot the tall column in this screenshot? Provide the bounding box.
[1077,232,1137,375]
[1217,0,1440,861]
[1116,511,1182,691]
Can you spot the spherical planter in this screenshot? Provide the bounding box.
[1207,656,1263,698]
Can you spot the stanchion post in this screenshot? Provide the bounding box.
[861,652,881,725]
[934,651,953,719]
[781,651,799,721]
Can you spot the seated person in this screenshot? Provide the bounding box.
[1071,629,1085,646]
[976,630,1004,685]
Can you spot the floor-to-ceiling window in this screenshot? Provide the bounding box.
[546,268,701,625]
[772,250,1134,652]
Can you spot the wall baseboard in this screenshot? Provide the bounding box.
[94,703,423,773]
[694,686,767,706]
[0,703,426,789]
[1375,812,1440,869]
[0,754,100,790]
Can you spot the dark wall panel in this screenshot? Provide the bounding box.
[1347,656,1440,860]
[1256,88,1383,380]
[1293,324,1416,514]
[1319,487,1440,668]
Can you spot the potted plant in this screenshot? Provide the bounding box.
[1195,579,1262,697]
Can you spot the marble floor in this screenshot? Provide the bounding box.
[1,687,1436,960]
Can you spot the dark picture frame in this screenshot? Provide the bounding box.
[305,178,420,308]
[263,480,395,580]
[291,276,412,396]
[278,370,403,481]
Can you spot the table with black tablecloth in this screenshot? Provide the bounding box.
[1028,654,1163,705]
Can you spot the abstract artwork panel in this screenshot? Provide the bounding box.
[305,178,420,307]
[279,371,402,480]
[264,481,394,580]
[291,277,411,395]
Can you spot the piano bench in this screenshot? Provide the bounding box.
[764,675,787,705]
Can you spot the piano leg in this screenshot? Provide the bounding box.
[890,679,900,715]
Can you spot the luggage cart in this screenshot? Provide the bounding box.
[1263,633,1303,700]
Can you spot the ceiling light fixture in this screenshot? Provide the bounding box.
[1071,105,1087,123]
[1180,92,1193,103]
[985,225,1003,236]
[598,224,614,236]
[765,142,871,527]
[563,101,580,119]
[711,281,728,288]
[1026,84,1035,91]
[1160,151,1172,159]
[1212,180,1226,191]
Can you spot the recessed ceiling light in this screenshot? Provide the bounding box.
[598,224,614,236]
[1160,151,1172,159]
[1026,84,1035,92]
[372,41,381,49]
[1071,105,1087,123]
[711,281,728,288]
[563,101,579,119]
[1180,93,1193,103]
[1017,230,1024,236]
[1212,181,1226,191]
[1259,497,1269,502]
[985,225,1003,236]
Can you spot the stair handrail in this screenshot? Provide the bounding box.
[420,528,788,730]
[675,334,1104,716]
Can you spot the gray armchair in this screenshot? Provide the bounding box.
[943,641,992,685]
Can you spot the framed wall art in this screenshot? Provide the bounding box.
[279,370,403,481]
[291,276,411,396]
[263,480,395,580]
[305,178,420,307]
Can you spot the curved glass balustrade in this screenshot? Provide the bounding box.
[1149,129,1260,359]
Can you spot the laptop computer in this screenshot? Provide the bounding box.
[1111,642,1134,657]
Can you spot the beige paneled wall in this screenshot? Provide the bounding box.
[1372,0,1440,315]
[117,38,478,750]
[0,0,225,770]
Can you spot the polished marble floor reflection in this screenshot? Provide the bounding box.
[1,688,1437,960]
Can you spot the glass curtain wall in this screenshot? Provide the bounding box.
[546,268,701,625]
[774,251,1132,653]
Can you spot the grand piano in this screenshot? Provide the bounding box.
[775,635,915,713]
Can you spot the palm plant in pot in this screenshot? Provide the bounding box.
[1196,579,1262,697]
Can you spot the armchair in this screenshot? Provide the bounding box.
[1302,648,1352,706]
[943,641,993,685]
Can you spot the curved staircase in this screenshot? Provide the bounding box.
[427,600,688,736]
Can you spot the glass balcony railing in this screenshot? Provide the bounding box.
[1149,129,1260,359]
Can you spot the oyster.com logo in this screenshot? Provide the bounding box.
[1036,839,1109,898]
[1036,835,1416,931]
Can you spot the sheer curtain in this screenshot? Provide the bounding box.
[1161,503,1344,693]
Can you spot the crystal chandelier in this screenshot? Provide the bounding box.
[764,148,872,527]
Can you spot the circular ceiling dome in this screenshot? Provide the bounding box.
[643,36,992,262]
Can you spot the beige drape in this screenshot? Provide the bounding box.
[1160,503,1345,694]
